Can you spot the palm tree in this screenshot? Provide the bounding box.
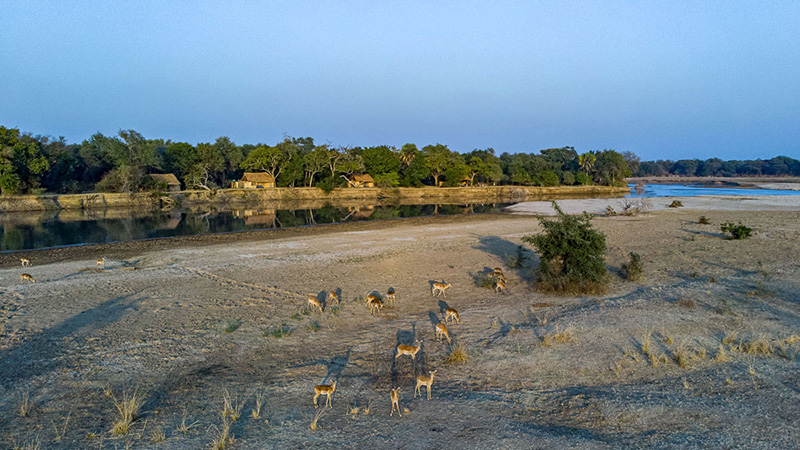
[579,152,596,180]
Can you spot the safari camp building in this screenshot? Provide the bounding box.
[232,172,276,189]
[348,174,375,188]
[149,173,182,192]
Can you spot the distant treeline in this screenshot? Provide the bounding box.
[634,157,800,177]
[0,126,634,195]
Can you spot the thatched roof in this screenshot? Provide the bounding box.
[350,174,375,183]
[240,172,276,183]
[149,173,181,185]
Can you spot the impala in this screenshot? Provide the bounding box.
[414,370,437,400]
[313,380,337,408]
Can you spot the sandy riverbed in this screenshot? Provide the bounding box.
[1,197,799,448]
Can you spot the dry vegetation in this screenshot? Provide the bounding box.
[1,208,799,448]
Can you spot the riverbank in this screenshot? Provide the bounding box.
[1,204,799,447]
[508,194,800,215]
[0,185,628,213]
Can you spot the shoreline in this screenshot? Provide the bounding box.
[0,185,627,213]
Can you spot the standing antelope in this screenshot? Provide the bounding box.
[414,370,437,400]
[396,340,422,360]
[435,323,451,344]
[20,273,35,284]
[327,291,340,305]
[368,297,383,315]
[386,288,396,305]
[495,278,506,294]
[390,388,402,416]
[96,257,105,269]
[444,308,460,324]
[313,380,337,408]
[20,258,31,267]
[307,295,323,313]
[431,281,452,297]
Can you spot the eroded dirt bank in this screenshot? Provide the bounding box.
[1,205,799,448]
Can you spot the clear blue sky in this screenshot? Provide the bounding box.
[1,1,798,160]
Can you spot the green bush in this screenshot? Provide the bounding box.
[698,215,710,225]
[561,171,575,186]
[575,172,590,185]
[373,172,400,187]
[522,202,608,294]
[620,252,644,281]
[720,221,752,240]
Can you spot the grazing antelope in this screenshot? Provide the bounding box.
[493,267,504,276]
[327,291,340,305]
[386,288,396,305]
[444,308,460,324]
[390,388,402,416]
[20,273,35,284]
[431,281,452,297]
[307,295,323,313]
[365,293,381,305]
[395,340,422,360]
[96,257,105,269]
[20,258,31,267]
[414,370,437,400]
[495,278,506,294]
[313,380,337,408]
[435,323,451,344]
[368,297,383,315]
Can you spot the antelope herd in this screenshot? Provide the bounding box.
[11,252,508,419]
[303,267,508,417]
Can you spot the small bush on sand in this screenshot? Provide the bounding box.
[522,202,607,294]
[668,200,683,208]
[620,252,644,281]
[698,216,711,225]
[265,324,293,338]
[445,342,469,365]
[720,221,752,240]
[475,274,495,289]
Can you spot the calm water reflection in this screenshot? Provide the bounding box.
[1,203,507,251]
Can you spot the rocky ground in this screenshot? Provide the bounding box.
[1,200,799,449]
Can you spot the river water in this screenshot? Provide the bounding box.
[0,203,508,251]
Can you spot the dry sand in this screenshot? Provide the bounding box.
[508,194,800,215]
[1,196,799,448]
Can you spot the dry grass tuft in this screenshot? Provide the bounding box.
[110,389,144,436]
[176,409,199,436]
[446,342,470,365]
[641,331,653,356]
[742,336,774,355]
[362,399,372,415]
[151,426,166,444]
[51,412,71,442]
[541,325,576,346]
[677,298,697,308]
[722,330,739,348]
[222,389,245,421]
[210,417,234,450]
[784,334,800,345]
[252,388,266,420]
[18,392,32,417]
[673,345,692,368]
[348,406,360,415]
[649,351,668,368]
[531,308,555,327]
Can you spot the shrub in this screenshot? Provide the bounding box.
[668,200,683,208]
[720,221,752,239]
[698,215,711,225]
[561,171,575,186]
[373,172,400,187]
[575,171,590,185]
[522,201,608,294]
[620,252,644,281]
